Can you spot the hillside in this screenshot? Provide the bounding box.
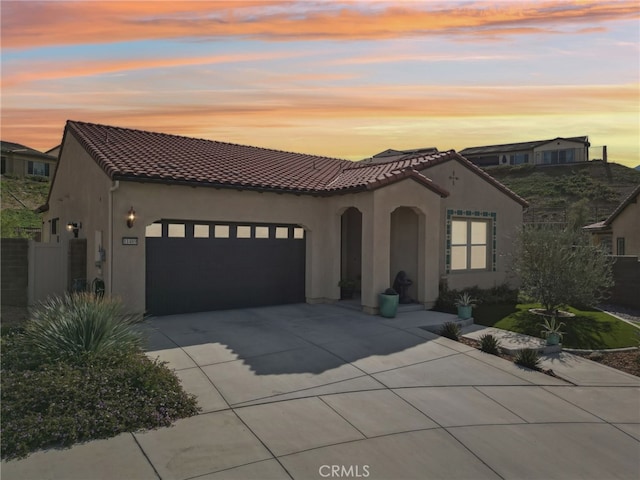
[1,161,639,236]
[1,176,49,238]
[486,161,640,224]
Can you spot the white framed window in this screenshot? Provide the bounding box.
[236,226,251,238]
[293,227,304,239]
[145,223,162,238]
[255,226,269,239]
[193,225,209,238]
[451,219,488,271]
[214,225,230,238]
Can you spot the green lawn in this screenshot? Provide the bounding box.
[473,303,639,349]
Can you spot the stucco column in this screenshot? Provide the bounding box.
[360,207,391,314]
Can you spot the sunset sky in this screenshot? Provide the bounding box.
[1,1,639,167]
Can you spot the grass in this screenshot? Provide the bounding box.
[474,303,638,349]
[1,175,49,237]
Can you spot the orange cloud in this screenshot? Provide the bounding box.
[2,1,638,49]
[1,51,304,88]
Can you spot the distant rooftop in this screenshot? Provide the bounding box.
[460,136,590,156]
[361,146,439,164]
[1,141,56,160]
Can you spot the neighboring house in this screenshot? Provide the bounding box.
[460,136,590,167]
[361,147,439,164]
[584,184,640,256]
[45,145,61,159]
[1,141,57,178]
[40,120,527,317]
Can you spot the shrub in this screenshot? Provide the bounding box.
[514,349,541,369]
[1,350,200,460]
[23,293,142,365]
[434,284,518,313]
[479,334,501,355]
[439,322,461,341]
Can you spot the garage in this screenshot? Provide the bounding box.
[145,221,306,316]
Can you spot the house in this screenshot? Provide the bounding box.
[40,120,527,317]
[584,184,640,256]
[361,147,439,164]
[460,136,590,167]
[1,141,58,178]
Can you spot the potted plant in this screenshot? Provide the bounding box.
[378,288,399,318]
[454,292,478,320]
[539,316,566,346]
[338,279,356,299]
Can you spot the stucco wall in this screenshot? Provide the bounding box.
[612,199,640,256]
[43,134,112,293]
[111,181,342,313]
[422,159,524,291]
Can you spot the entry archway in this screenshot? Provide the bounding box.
[340,207,362,298]
[390,207,420,302]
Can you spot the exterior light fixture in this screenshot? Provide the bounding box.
[66,222,81,238]
[126,207,136,228]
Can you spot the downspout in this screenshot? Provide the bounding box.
[108,180,120,295]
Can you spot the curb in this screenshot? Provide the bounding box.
[564,347,638,354]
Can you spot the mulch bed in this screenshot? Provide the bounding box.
[573,350,640,377]
[459,336,640,378]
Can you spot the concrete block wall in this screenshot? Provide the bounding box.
[1,238,29,306]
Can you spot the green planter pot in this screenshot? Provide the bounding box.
[545,332,561,346]
[457,305,473,320]
[378,293,399,318]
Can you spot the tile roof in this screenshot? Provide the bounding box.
[1,141,57,161]
[56,120,525,206]
[460,136,589,156]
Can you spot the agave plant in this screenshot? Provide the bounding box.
[514,349,541,369]
[24,292,142,364]
[479,333,501,355]
[454,292,479,307]
[439,322,462,341]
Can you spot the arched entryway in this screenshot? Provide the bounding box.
[390,207,420,302]
[340,207,362,300]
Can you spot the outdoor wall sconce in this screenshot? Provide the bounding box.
[126,207,136,228]
[66,222,81,238]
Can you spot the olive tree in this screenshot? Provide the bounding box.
[512,223,613,315]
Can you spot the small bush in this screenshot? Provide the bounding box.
[434,284,518,313]
[479,334,501,355]
[23,293,142,365]
[1,349,200,460]
[440,322,461,341]
[514,349,541,369]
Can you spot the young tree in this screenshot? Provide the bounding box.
[512,222,613,315]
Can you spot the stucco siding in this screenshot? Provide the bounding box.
[612,200,640,256]
[422,160,523,290]
[43,134,112,293]
[112,182,340,313]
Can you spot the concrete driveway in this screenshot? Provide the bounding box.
[3,303,639,480]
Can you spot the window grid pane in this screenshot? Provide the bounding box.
[193,225,209,238]
[145,223,162,238]
[168,224,185,238]
[255,226,269,239]
[451,246,467,270]
[214,225,229,238]
[451,220,467,245]
[236,226,251,238]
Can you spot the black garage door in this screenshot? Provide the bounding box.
[145,221,306,316]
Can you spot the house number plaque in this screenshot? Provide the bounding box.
[122,237,139,246]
